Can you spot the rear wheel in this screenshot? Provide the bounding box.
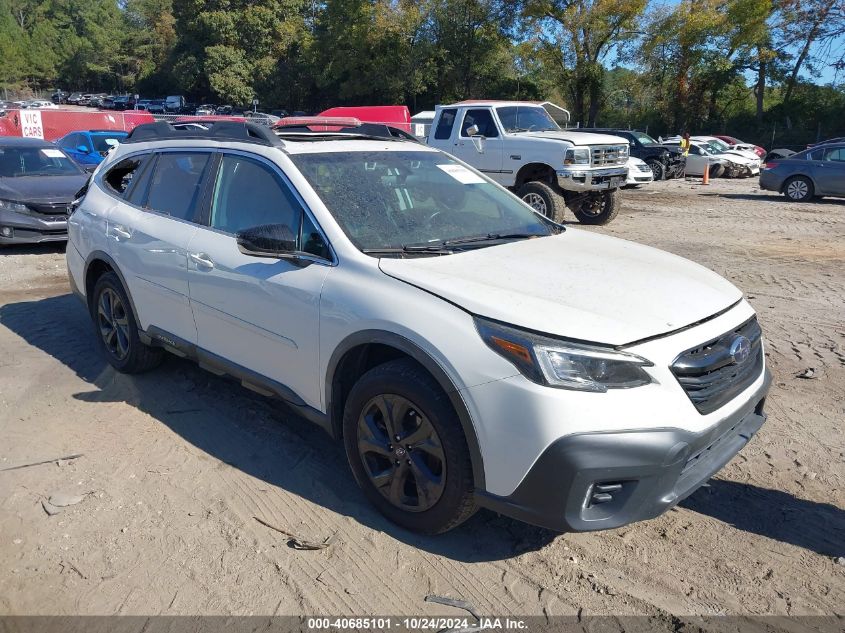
[518,181,567,223]
[569,189,621,225]
[343,359,477,534]
[783,176,814,202]
[91,272,163,373]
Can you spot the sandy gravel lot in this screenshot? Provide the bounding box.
[0,178,843,622]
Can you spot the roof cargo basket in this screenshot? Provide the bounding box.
[123,121,284,148]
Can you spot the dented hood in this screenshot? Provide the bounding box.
[378,230,742,346]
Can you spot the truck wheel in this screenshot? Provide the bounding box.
[518,181,567,223]
[783,176,814,202]
[343,358,477,535]
[646,159,665,181]
[570,189,621,225]
[91,272,163,373]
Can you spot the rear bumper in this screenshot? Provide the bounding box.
[556,166,627,192]
[476,369,771,532]
[758,170,783,192]
[0,209,68,244]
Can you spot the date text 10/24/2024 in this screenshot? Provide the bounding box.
[307,617,529,630]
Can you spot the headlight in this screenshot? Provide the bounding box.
[564,148,590,165]
[475,317,653,392]
[619,145,629,157]
[0,199,28,213]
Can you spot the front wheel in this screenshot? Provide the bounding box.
[517,181,567,223]
[569,189,621,225]
[343,359,477,534]
[646,159,665,181]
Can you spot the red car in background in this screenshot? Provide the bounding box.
[713,135,766,158]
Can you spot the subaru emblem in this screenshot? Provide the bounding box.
[729,335,751,365]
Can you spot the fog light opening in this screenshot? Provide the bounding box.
[0,226,13,238]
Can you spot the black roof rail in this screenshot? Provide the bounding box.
[123,121,284,148]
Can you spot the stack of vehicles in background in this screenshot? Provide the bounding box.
[660,136,761,178]
[578,128,684,181]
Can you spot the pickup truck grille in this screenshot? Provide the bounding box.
[591,145,627,166]
[670,316,763,415]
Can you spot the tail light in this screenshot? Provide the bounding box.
[763,162,779,169]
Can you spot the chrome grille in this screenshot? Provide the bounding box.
[670,317,763,415]
[590,145,627,166]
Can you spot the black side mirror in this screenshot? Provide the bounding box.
[236,224,296,258]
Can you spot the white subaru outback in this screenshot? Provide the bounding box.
[66,120,771,535]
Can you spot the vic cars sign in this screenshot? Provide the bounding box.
[21,109,44,139]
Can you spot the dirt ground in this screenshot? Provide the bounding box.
[0,177,843,621]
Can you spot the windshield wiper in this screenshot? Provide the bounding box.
[362,246,454,256]
[402,233,541,251]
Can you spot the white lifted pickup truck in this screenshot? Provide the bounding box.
[427,101,629,225]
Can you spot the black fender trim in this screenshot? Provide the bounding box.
[82,250,141,322]
[326,330,485,489]
[144,326,332,435]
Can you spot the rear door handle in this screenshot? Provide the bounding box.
[110,225,131,241]
[189,252,215,269]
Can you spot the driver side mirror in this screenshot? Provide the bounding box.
[236,223,296,258]
[77,145,91,154]
[465,125,486,154]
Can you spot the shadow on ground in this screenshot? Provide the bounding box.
[0,293,556,561]
[0,243,66,256]
[697,192,845,205]
[3,293,842,561]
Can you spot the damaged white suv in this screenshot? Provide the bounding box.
[67,120,771,534]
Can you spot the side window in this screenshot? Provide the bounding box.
[689,146,703,156]
[823,147,845,162]
[300,211,331,260]
[58,134,76,149]
[104,155,148,197]
[210,154,303,235]
[434,109,457,140]
[126,155,155,206]
[460,109,499,138]
[76,134,91,152]
[145,152,211,221]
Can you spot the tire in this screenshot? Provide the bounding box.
[709,163,726,179]
[517,181,567,223]
[342,358,477,534]
[91,272,163,373]
[646,159,665,181]
[569,188,621,225]
[783,176,814,202]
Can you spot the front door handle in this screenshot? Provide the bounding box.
[110,225,131,241]
[189,252,215,269]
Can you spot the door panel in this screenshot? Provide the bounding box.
[105,151,212,343]
[187,153,331,409]
[449,109,505,183]
[811,147,845,195]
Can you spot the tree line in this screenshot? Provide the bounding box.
[1,0,843,146]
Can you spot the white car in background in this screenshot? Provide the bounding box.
[625,156,654,187]
[693,136,762,165]
[664,138,759,178]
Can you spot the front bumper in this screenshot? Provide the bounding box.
[556,166,627,192]
[476,369,771,532]
[0,208,68,244]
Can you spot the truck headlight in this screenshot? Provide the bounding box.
[564,148,590,165]
[475,317,653,392]
[0,199,28,213]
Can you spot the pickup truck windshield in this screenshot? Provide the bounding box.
[290,150,554,253]
[496,106,559,133]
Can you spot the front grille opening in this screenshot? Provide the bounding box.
[670,317,763,415]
